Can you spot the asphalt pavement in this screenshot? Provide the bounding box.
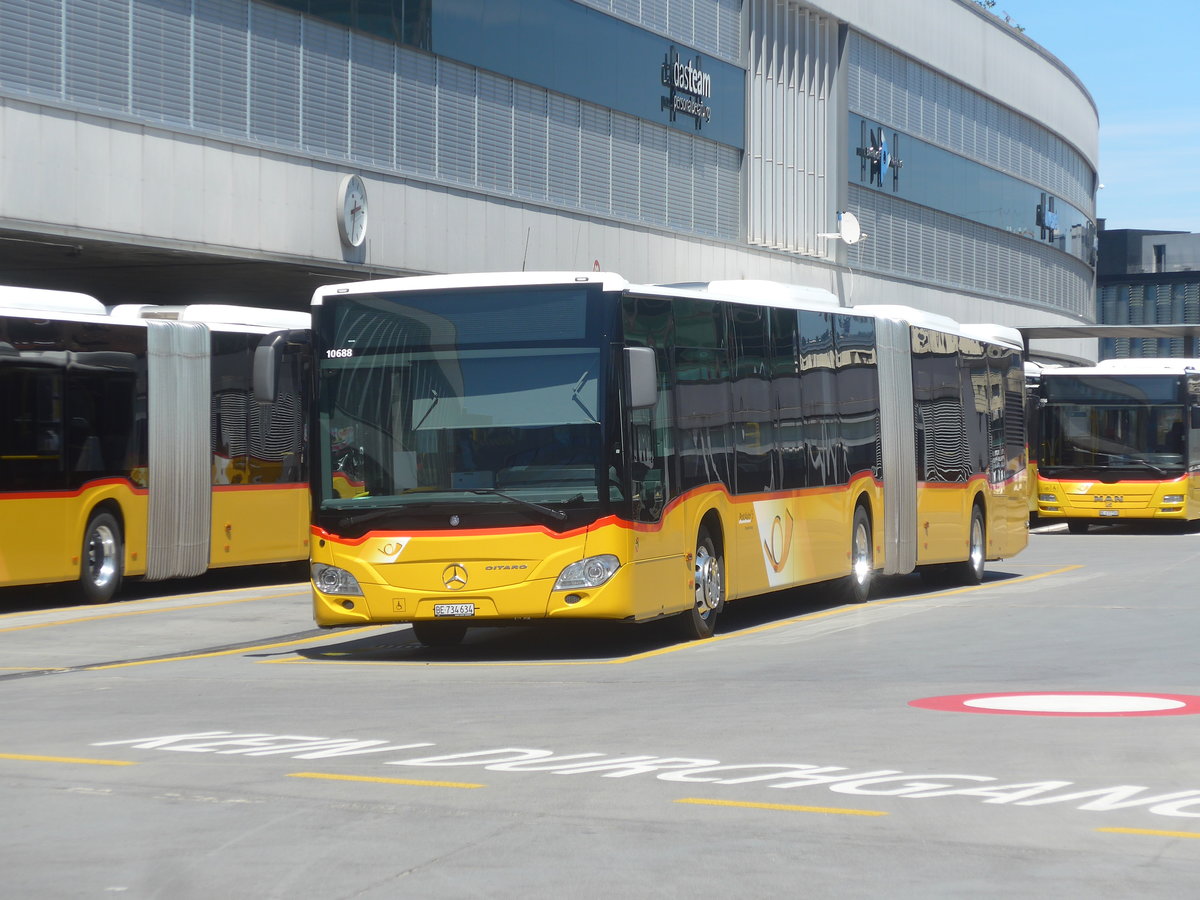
[3,523,1200,898]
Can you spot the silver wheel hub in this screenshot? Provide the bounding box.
[694,546,722,615]
[969,518,984,571]
[86,525,118,588]
[852,522,871,584]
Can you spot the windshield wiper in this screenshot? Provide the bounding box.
[571,369,598,423]
[327,506,410,531]
[1104,455,1168,477]
[468,488,567,521]
[412,388,440,431]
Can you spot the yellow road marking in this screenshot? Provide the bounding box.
[0,753,136,766]
[84,626,380,670]
[676,797,886,817]
[1098,827,1200,840]
[288,772,483,789]
[0,592,308,634]
[266,565,1084,668]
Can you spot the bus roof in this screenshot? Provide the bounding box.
[313,271,632,302]
[110,304,310,331]
[0,285,106,316]
[657,280,841,309]
[312,271,1021,349]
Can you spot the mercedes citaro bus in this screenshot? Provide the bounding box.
[305,272,1028,645]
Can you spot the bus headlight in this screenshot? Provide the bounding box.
[1038,493,1057,502]
[1163,495,1185,504]
[312,563,363,596]
[554,555,620,590]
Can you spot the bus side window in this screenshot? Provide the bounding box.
[622,295,674,523]
[0,367,67,491]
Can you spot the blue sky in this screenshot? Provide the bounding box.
[994,1,1198,234]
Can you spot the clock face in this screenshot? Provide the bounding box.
[338,175,368,248]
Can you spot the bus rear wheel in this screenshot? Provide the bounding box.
[680,527,723,640]
[838,505,874,604]
[78,511,123,604]
[948,505,986,585]
[411,621,468,647]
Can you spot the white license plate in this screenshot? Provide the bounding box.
[433,603,475,617]
[1099,509,1119,517]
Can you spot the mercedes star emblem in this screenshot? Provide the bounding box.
[442,564,468,591]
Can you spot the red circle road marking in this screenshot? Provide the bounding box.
[909,692,1200,717]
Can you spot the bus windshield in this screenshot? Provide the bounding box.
[316,288,606,518]
[1039,402,1186,475]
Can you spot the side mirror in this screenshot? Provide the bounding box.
[253,329,308,404]
[625,346,658,410]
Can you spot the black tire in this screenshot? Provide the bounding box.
[411,621,468,647]
[947,505,986,586]
[1067,520,1089,534]
[78,511,123,604]
[839,505,874,604]
[679,526,723,640]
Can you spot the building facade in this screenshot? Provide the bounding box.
[1097,228,1200,359]
[0,0,1098,359]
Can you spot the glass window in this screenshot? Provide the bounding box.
[621,294,675,523]
[211,333,253,486]
[834,314,879,481]
[912,329,973,484]
[799,310,840,487]
[673,298,732,493]
[0,361,66,491]
[1042,374,1182,404]
[730,304,774,494]
[316,287,607,524]
[770,309,805,490]
[850,114,1095,266]
[0,317,147,492]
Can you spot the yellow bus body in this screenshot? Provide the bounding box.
[0,480,146,586]
[0,480,308,589]
[313,472,1025,627]
[1036,473,1200,522]
[918,472,1028,564]
[209,484,311,568]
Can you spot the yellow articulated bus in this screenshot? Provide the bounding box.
[1033,358,1200,532]
[0,286,310,602]
[307,272,1028,645]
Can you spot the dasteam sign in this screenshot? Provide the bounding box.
[661,45,713,129]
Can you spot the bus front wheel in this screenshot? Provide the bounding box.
[680,527,723,640]
[78,511,123,604]
[1067,521,1089,534]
